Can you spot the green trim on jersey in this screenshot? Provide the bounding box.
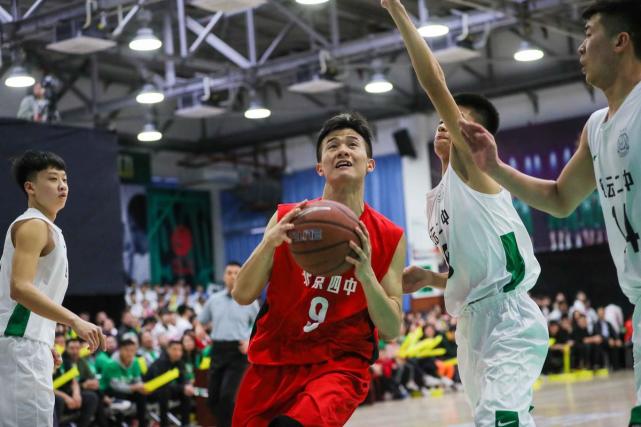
[630,405,641,425]
[4,303,31,337]
[496,410,519,427]
[501,232,525,293]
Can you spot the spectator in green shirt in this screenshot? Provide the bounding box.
[101,338,148,426]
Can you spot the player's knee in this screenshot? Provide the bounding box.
[268,415,303,427]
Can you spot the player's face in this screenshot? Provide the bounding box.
[579,15,617,88]
[316,128,375,184]
[223,264,240,291]
[433,107,475,160]
[25,167,68,213]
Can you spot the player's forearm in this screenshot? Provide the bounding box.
[10,279,79,328]
[387,4,445,95]
[429,272,448,290]
[232,240,275,305]
[492,161,570,217]
[361,275,402,339]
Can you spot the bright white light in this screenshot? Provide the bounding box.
[4,66,35,88]
[129,27,162,51]
[136,84,165,104]
[244,102,271,119]
[296,0,328,3]
[137,123,162,142]
[514,42,544,62]
[365,73,393,94]
[418,24,449,38]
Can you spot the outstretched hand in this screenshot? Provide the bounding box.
[458,118,501,174]
[380,0,401,10]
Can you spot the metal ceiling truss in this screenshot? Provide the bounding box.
[1,0,585,147]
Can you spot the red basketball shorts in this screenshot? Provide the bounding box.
[232,354,371,427]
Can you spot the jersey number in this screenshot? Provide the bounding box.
[303,296,329,333]
[612,204,640,253]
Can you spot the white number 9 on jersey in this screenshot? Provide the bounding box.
[303,296,329,333]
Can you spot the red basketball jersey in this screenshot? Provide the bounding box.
[247,201,404,365]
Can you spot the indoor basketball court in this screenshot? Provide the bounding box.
[0,0,639,426]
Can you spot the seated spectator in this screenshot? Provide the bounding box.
[100,338,148,427]
[595,306,624,369]
[119,310,140,338]
[544,321,571,374]
[571,314,603,369]
[65,337,107,425]
[138,330,160,368]
[181,330,202,382]
[53,340,99,427]
[94,335,118,375]
[175,305,195,337]
[145,340,195,427]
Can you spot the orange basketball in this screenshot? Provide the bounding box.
[287,199,362,276]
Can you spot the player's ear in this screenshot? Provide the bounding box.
[366,158,376,174]
[24,180,36,196]
[316,162,325,177]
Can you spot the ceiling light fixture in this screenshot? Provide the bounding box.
[136,83,165,104]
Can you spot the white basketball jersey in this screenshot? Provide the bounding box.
[586,81,641,303]
[426,167,540,316]
[0,208,69,346]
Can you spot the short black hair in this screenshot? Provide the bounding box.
[453,93,500,136]
[315,112,374,162]
[66,337,81,346]
[11,150,66,195]
[226,261,242,268]
[119,338,136,347]
[583,0,641,60]
[168,339,183,347]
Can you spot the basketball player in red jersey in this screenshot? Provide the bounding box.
[231,112,406,427]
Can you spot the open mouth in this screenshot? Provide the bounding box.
[335,160,353,169]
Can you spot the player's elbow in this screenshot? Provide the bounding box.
[9,280,26,302]
[231,288,255,306]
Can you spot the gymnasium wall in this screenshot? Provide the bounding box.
[0,118,125,296]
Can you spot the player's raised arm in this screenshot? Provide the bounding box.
[459,119,597,217]
[382,0,493,187]
[232,201,306,305]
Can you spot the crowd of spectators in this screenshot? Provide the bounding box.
[52,281,633,426]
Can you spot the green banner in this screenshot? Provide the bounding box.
[147,188,213,285]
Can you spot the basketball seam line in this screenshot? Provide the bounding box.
[290,240,348,255]
[316,259,351,277]
[292,219,359,236]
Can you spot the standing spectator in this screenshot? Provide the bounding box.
[197,261,259,427]
[16,81,51,122]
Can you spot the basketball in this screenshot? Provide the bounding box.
[287,200,362,276]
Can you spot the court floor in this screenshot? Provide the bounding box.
[346,371,636,426]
